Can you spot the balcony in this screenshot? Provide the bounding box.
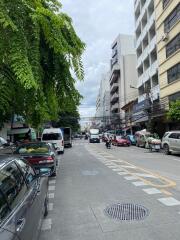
[111,92,119,103]
[110,68,120,85]
[151,85,160,101]
[138,93,146,103]
[149,60,158,77]
[111,103,119,112]
[110,82,119,94]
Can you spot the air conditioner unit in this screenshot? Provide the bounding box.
[161,33,169,42]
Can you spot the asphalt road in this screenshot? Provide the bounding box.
[39,140,180,240]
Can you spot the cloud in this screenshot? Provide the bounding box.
[61,0,135,118]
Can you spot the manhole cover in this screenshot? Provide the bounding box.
[104,203,149,221]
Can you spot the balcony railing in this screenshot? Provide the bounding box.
[111,92,119,103]
[110,82,119,94]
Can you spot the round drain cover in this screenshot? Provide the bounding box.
[104,203,149,221]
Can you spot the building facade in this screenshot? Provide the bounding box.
[154,0,180,107]
[110,34,138,128]
[134,0,162,129]
[95,72,111,128]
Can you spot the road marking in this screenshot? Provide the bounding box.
[158,197,180,206]
[160,189,173,196]
[48,186,55,191]
[49,180,56,185]
[112,168,122,172]
[135,173,158,179]
[48,193,55,199]
[124,176,139,180]
[143,188,162,195]
[132,181,148,187]
[121,165,137,169]
[117,172,128,175]
[48,203,54,211]
[41,219,52,231]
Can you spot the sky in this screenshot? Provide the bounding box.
[61,0,135,121]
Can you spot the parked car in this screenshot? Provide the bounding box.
[14,142,58,176]
[162,131,180,155]
[0,155,49,240]
[41,128,64,154]
[112,136,131,146]
[126,135,136,145]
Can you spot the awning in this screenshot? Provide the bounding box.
[7,128,30,135]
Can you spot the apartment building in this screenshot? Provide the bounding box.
[134,0,160,123]
[154,0,180,107]
[95,72,110,127]
[110,34,138,128]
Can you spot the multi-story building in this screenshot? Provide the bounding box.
[155,0,180,109]
[110,34,138,128]
[95,72,111,127]
[134,0,161,129]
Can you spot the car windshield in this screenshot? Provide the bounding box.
[116,136,123,140]
[42,133,62,140]
[16,143,49,154]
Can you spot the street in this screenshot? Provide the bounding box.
[40,140,180,240]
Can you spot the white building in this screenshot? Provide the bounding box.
[95,72,110,127]
[134,0,159,105]
[110,34,138,127]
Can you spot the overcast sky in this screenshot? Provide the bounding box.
[61,0,135,120]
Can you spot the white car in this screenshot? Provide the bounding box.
[41,128,64,154]
[162,131,180,155]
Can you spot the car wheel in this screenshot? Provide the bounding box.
[44,196,49,217]
[163,144,170,155]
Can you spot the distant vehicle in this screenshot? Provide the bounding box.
[0,156,49,240]
[41,128,64,154]
[15,142,58,176]
[112,136,131,147]
[135,130,153,148]
[162,131,180,155]
[61,127,72,148]
[7,127,37,143]
[89,129,100,143]
[126,135,136,145]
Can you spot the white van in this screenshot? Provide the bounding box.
[41,128,64,154]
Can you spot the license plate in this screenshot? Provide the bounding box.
[155,145,160,149]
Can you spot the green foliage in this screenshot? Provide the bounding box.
[0,0,85,127]
[167,100,180,121]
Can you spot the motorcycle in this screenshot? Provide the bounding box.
[106,140,111,149]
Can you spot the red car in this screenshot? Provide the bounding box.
[112,136,131,146]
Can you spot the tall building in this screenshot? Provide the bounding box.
[95,72,110,127]
[134,0,161,128]
[110,34,138,128]
[155,0,180,108]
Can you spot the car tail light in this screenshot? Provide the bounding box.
[62,140,64,146]
[39,156,54,164]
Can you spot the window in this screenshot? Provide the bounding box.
[169,91,180,102]
[164,4,180,32]
[163,0,170,9]
[169,133,177,139]
[167,63,180,84]
[16,159,36,185]
[0,191,10,223]
[0,163,27,210]
[42,133,62,140]
[166,33,180,58]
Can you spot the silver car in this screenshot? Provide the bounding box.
[162,131,180,155]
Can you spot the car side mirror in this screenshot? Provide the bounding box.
[38,168,51,177]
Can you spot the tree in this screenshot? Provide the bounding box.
[0,0,85,127]
[167,100,180,121]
